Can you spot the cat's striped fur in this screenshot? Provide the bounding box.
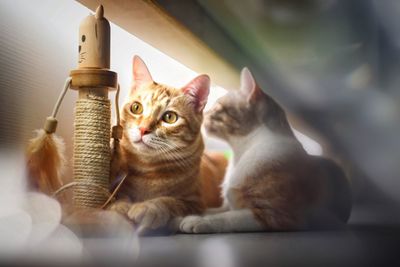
[109,56,223,233]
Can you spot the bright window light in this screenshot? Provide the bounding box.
[293,129,323,156]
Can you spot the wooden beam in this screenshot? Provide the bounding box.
[76,0,239,89]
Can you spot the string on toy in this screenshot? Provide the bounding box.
[43,78,72,134]
[101,173,127,209]
[54,181,110,199]
[52,77,72,118]
[115,84,121,126]
[101,84,128,209]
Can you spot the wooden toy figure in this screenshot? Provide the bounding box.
[26,5,119,210]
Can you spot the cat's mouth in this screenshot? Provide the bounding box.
[204,119,218,135]
[133,139,153,149]
[78,52,86,63]
[204,119,227,141]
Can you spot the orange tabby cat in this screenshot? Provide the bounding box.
[179,68,352,233]
[200,151,227,208]
[109,56,224,233]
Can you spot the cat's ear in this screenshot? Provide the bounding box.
[132,55,153,90]
[240,67,262,102]
[182,75,210,113]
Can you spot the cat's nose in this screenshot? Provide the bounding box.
[140,127,151,136]
[79,45,81,53]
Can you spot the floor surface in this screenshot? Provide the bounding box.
[133,224,399,267]
[9,206,400,267]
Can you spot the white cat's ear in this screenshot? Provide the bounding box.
[240,67,262,102]
[132,55,153,90]
[182,74,210,113]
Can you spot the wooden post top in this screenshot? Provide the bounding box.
[78,5,110,69]
[70,5,117,91]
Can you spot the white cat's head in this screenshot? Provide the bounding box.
[204,68,290,142]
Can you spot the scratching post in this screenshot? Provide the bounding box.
[70,5,117,208]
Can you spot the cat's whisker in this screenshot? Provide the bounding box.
[148,140,190,170]
[149,138,177,152]
[151,141,194,170]
[152,145,189,171]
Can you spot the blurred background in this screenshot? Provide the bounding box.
[154,0,400,218]
[0,0,399,266]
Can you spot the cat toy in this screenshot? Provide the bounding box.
[27,5,122,210]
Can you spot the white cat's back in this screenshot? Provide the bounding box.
[223,126,301,207]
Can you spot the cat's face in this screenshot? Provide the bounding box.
[204,91,258,140]
[204,68,266,142]
[121,56,210,155]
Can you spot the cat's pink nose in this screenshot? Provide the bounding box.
[140,127,151,136]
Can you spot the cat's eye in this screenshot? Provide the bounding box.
[162,111,178,124]
[131,102,143,114]
[81,35,86,42]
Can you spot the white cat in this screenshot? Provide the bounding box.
[179,68,352,233]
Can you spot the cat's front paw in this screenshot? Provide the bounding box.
[127,201,169,233]
[179,215,215,234]
[108,200,131,214]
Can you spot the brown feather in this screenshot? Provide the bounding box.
[26,129,66,198]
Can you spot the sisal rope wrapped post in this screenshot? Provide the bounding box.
[69,5,117,209]
[73,93,111,207]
